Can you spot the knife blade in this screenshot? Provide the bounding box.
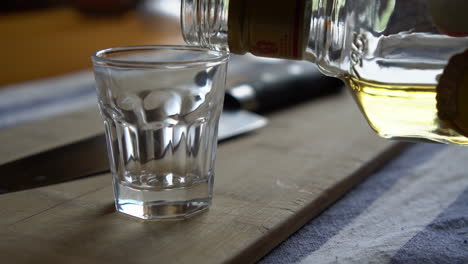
[0,134,108,194]
[0,110,268,194]
[0,55,342,193]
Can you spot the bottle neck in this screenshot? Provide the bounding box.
[306,0,348,77]
[181,0,338,63]
[304,0,330,63]
[182,0,313,59]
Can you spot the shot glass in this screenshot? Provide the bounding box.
[92,46,228,220]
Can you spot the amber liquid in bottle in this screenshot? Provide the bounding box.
[345,76,467,145]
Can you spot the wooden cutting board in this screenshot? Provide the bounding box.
[0,92,408,264]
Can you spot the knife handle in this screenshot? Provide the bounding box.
[224,61,343,113]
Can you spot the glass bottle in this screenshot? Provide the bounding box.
[181,0,468,145]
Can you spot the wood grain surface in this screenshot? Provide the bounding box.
[0,91,408,264]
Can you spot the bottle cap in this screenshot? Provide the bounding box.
[436,49,468,135]
[429,0,468,37]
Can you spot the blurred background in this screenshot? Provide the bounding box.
[0,0,184,86]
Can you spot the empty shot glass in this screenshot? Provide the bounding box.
[92,46,228,220]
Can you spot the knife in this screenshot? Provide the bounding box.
[0,55,342,193]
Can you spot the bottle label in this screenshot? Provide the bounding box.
[228,0,308,60]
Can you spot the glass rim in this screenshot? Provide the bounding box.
[91,45,229,68]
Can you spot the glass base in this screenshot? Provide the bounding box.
[114,177,212,220]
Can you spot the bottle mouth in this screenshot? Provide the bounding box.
[180,0,200,46]
[180,0,229,49]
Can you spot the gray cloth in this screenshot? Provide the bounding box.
[260,144,468,263]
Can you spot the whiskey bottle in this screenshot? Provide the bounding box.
[181,0,468,145]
